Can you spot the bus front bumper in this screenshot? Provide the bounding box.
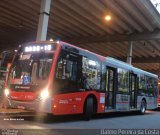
[7,97,52,114]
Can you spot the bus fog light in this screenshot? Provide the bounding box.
[40,89,49,99]
[4,88,10,97]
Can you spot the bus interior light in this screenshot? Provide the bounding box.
[44,45,51,51]
[88,60,96,66]
[36,46,40,51]
[47,45,51,50]
[25,47,29,52]
[29,46,32,52]
[33,46,36,51]
[45,45,48,50]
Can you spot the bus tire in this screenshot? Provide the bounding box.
[83,97,94,121]
[139,99,146,115]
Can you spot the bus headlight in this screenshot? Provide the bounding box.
[40,89,49,99]
[4,88,10,97]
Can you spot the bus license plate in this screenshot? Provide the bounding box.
[17,105,25,109]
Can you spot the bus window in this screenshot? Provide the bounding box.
[147,77,154,96]
[117,68,129,93]
[56,58,77,81]
[8,52,53,86]
[153,78,158,97]
[101,64,106,91]
[138,75,147,95]
[138,75,157,97]
[82,57,100,90]
[55,50,79,93]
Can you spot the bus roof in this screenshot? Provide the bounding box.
[106,57,158,78]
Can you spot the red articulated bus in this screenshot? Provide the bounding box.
[4,41,158,120]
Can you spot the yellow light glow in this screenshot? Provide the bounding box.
[4,88,10,97]
[105,15,111,21]
[49,38,54,41]
[40,89,49,99]
[102,105,105,110]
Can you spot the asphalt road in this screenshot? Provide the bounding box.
[0,110,160,135]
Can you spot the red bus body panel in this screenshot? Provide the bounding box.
[52,91,105,115]
[10,91,37,101]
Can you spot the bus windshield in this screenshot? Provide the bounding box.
[7,44,56,90]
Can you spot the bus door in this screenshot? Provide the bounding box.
[130,73,137,109]
[105,67,116,110]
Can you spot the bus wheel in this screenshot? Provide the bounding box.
[83,97,93,121]
[139,100,146,115]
